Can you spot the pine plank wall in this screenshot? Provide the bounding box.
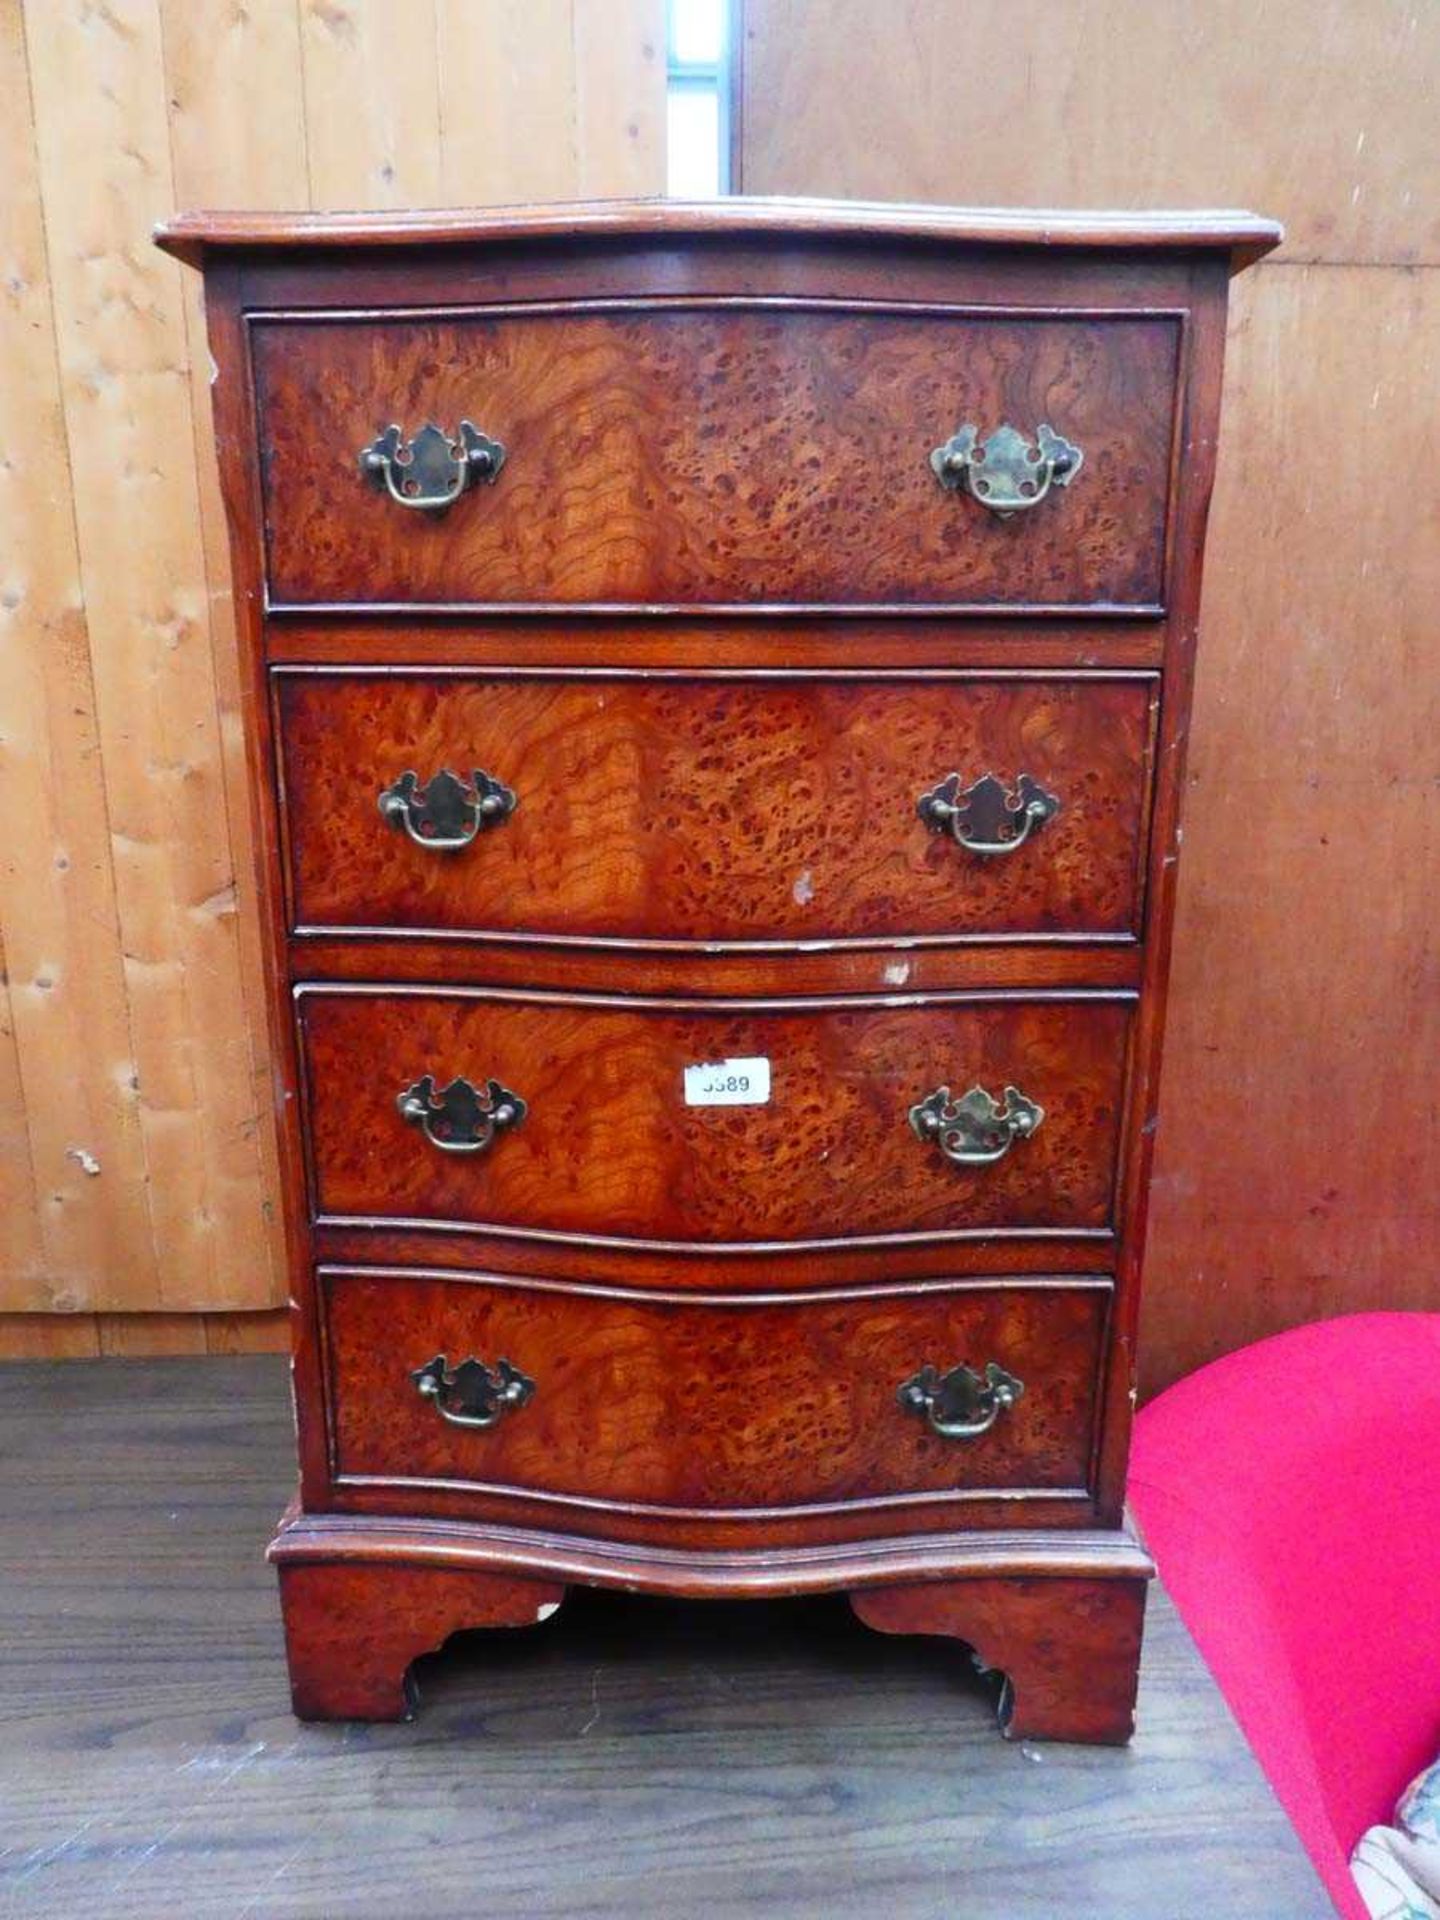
[4,0,1436,1390]
[0,0,666,1358]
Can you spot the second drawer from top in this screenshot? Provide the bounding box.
[275,670,1158,948]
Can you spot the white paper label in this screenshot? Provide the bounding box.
[683,1056,771,1107]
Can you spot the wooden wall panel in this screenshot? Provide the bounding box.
[159,0,312,1320]
[742,0,1440,1393]
[2,0,159,1310]
[1,0,666,1353]
[23,0,274,1311]
[572,0,664,198]
[300,0,443,209]
[740,0,1440,265]
[0,1309,289,1358]
[438,0,582,205]
[1143,266,1440,1387]
[0,936,43,1301]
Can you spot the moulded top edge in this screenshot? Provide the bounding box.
[154,195,1283,274]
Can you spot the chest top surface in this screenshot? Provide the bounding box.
[155,195,1282,269]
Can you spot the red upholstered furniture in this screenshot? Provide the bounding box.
[1129,1314,1440,1918]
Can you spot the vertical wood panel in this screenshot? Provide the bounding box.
[300,0,442,209]
[0,23,63,1305]
[741,0,1440,1391]
[22,0,283,1309]
[740,0,1440,265]
[435,1,664,204]
[162,3,310,205]
[2,0,665,1346]
[571,0,664,198]
[1141,267,1440,1389]
[437,0,580,203]
[0,935,44,1298]
[158,0,315,1313]
[1,0,157,1308]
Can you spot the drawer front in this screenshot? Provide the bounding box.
[323,1268,1109,1511]
[277,670,1156,946]
[252,307,1180,610]
[298,989,1131,1245]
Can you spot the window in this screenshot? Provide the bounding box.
[666,0,731,196]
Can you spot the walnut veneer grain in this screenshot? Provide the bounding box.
[276,669,1156,945]
[253,307,1180,611]
[165,199,1275,1740]
[298,988,1132,1244]
[322,1269,1110,1517]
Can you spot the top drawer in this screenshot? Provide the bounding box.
[250,305,1182,612]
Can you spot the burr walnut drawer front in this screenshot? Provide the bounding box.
[250,307,1181,611]
[275,669,1158,946]
[321,1267,1111,1512]
[297,988,1132,1246]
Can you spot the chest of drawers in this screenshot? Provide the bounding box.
[159,199,1278,1742]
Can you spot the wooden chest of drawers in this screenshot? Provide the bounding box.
[159,199,1278,1742]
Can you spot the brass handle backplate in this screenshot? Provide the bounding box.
[917,771,1060,856]
[909,1083,1044,1166]
[898,1361,1025,1440]
[410,1353,535,1430]
[930,422,1083,516]
[397,1074,526,1154]
[378,767,517,851]
[359,419,506,511]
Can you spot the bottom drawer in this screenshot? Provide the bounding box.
[321,1267,1110,1519]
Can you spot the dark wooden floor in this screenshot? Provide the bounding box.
[0,1358,1328,1919]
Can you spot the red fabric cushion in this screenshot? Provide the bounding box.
[1129,1313,1440,1920]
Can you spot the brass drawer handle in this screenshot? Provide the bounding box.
[930,422,1083,516]
[411,1353,535,1430]
[378,767,517,851]
[917,771,1059,857]
[359,419,505,511]
[909,1083,1044,1166]
[397,1074,526,1154]
[898,1361,1025,1440]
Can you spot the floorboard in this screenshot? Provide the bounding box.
[0,1357,1330,1918]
